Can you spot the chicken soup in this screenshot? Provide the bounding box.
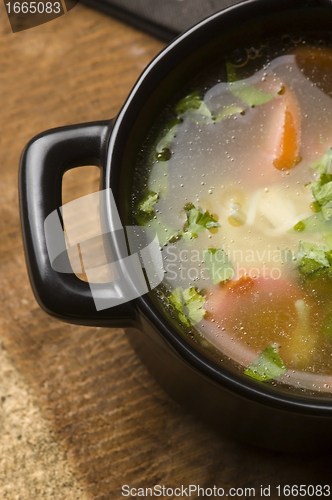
[132,36,332,393]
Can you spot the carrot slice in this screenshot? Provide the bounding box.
[243,78,302,180]
[268,87,302,171]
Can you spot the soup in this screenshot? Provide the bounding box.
[132,36,332,393]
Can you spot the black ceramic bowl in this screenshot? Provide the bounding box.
[20,0,332,452]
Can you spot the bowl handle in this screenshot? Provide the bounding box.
[19,120,136,327]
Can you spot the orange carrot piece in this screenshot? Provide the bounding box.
[266,86,302,171]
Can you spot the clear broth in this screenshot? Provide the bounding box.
[132,37,332,394]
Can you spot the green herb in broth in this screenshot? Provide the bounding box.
[136,199,220,244]
[244,345,287,382]
[309,174,332,207]
[137,191,159,214]
[175,91,212,118]
[309,147,332,175]
[183,204,220,240]
[174,90,244,124]
[290,149,332,241]
[203,248,234,284]
[226,62,275,107]
[294,242,331,280]
[169,286,206,327]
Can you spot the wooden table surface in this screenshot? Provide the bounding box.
[1,3,332,499]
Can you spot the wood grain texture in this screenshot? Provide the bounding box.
[0,342,89,500]
[1,3,332,499]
